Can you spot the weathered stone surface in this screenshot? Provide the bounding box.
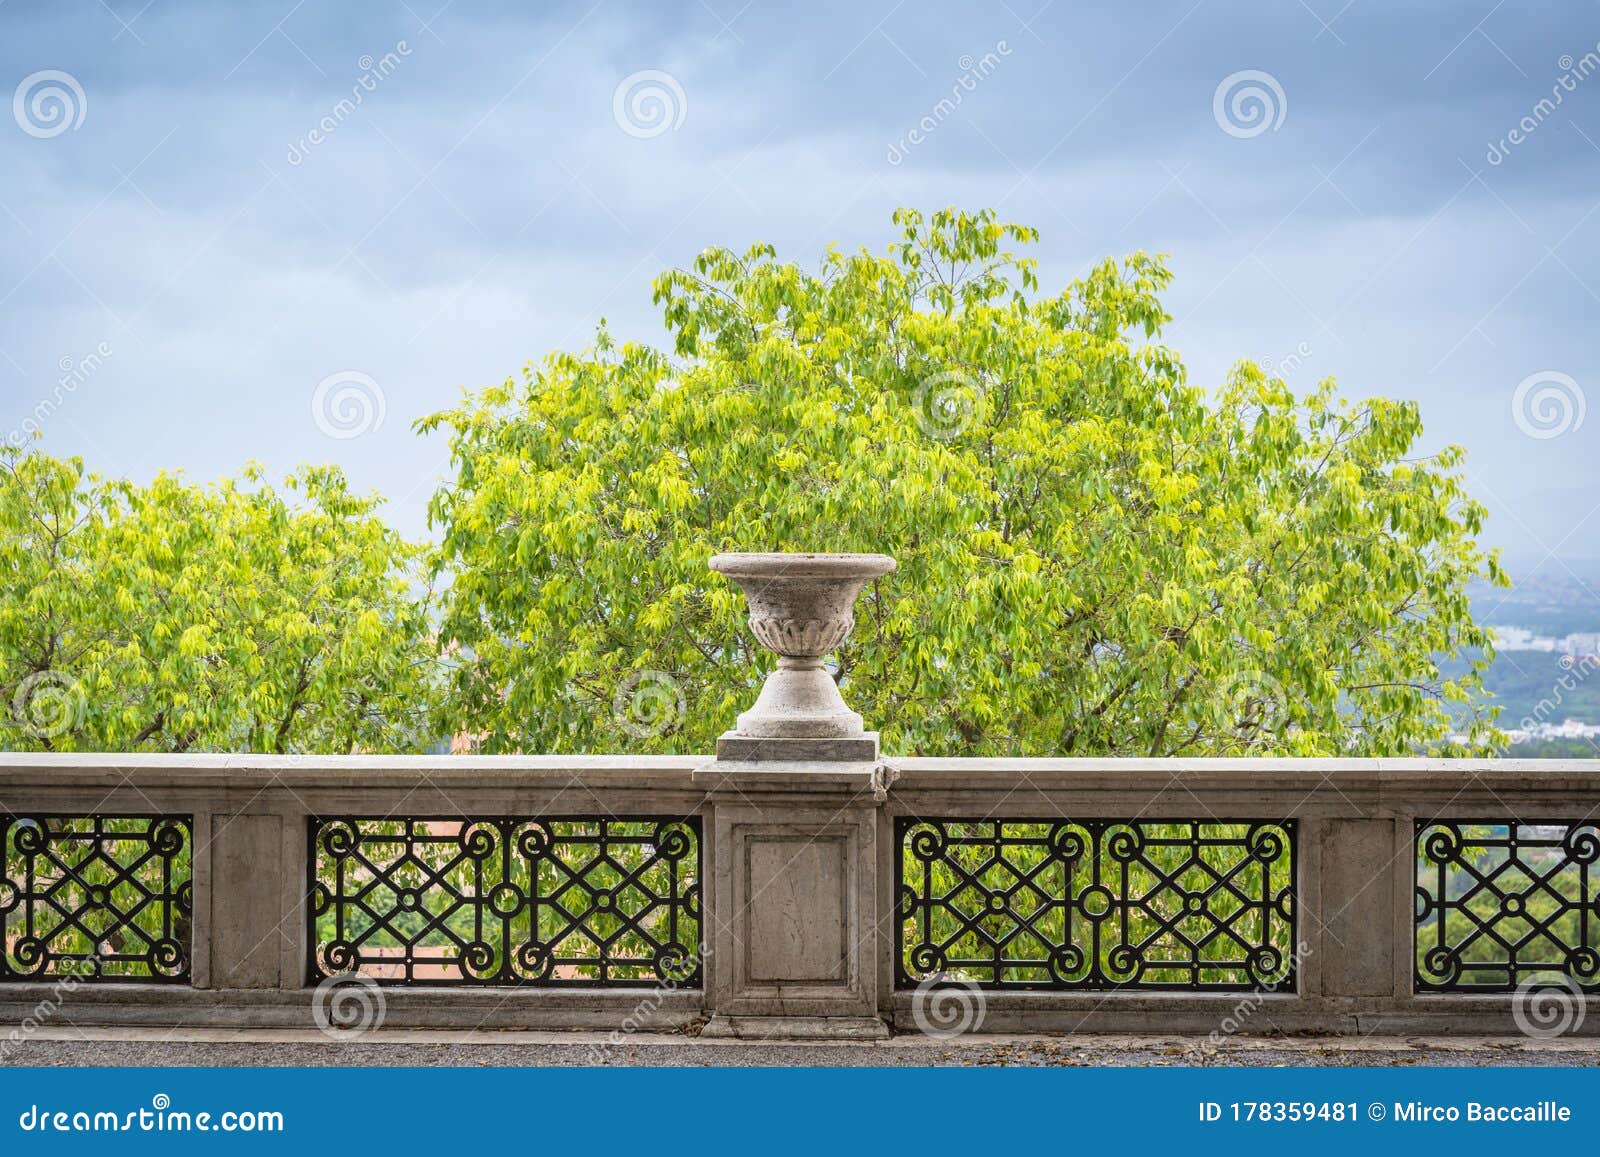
[714,732,879,762]
[699,1015,890,1040]
[10,1025,1600,1065]
[708,552,895,746]
[1312,817,1399,999]
[5,753,1600,1038]
[207,814,285,989]
[746,836,848,984]
[702,787,882,1027]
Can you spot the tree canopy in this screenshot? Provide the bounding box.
[0,450,436,753]
[421,207,1503,757]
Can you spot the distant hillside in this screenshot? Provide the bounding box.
[1468,651,1600,731]
[1470,572,1600,639]
[1453,568,1600,755]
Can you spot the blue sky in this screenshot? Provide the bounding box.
[2,0,1598,575]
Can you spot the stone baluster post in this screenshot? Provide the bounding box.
[695,552,896,1039]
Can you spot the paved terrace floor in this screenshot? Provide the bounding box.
[3,1029,1598,1067]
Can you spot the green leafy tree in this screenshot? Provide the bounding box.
[0,449,438,753]
[423,207,1504,757]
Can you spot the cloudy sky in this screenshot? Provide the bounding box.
[2,0,1598,575]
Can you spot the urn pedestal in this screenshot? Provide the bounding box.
[707,552,896,762]
[697,551,897,1039]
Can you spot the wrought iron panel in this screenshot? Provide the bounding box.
[896,819,1296,990]
[309,816,702,986]
[1,815,193,982]
[1416,820,1600,991]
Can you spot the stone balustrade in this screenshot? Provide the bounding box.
[1,753,1597,1038]
[2,554,1594,1039]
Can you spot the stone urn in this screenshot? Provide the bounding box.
[709,552,896,760]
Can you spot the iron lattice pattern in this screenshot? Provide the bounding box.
[1,815,193,983]
[897,819,1296,990]
[1416,821,1600,991]
[309,816,702,986]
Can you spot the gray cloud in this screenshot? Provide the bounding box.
[2,0,1598,575]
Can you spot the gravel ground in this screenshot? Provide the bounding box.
[4,1030,1598,1067]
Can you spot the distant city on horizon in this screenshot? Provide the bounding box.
[1463,568,1600,752]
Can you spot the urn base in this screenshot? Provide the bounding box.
[732,662,866,739]
[714,731,881,762]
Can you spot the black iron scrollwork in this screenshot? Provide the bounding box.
[309,816,701,986]
[1,815,193,982]
[1416,820,1600,991]
[897,818,1296,990]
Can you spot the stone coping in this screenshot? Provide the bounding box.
[1,752,1597,791]
[3,753,1598,772]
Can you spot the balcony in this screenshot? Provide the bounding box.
[2,553,1594,1041]
[5,752,1599,1041]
